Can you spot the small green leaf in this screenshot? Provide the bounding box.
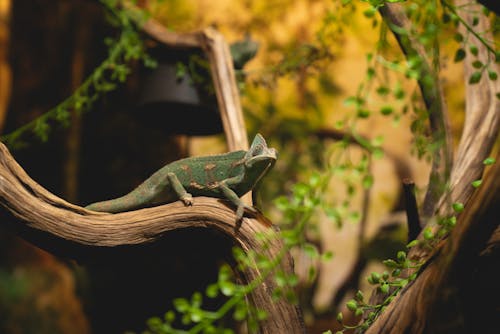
[357,109,371,118]
[452,202,464,213]
[453,33,463,42]
[488,71,498,81]
[362,174,374,189]
[206,283,219,298]
[469,71,482,84]
[321,250,334,261]
[380,106,393,115]
[219,281,235,296]
[406,239,419,248]
[355,290,364,301]
[469,45,478,56]
[397,251,407,262]
[483,157,496,165]
[370,272,381,284]
[423,228,434,240]
[471,179,482,188]
[355,308,364,316]
[336,312,343,323]
[383,259,399,268]
[303,243,319,259]
[380,283,390,294]
[472,60,483,69]
[472,16,479,26]
[173,298,190,313]
[376,86,390,96]
[453,48,466,62]
[233,303,247,321]
[346,299,358,311]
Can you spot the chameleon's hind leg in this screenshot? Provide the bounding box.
[218,182,257,221]
[166,172,193,205]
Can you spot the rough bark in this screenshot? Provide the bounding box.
[365,150,500,334]
[366,2,500,332]
[0,141,304,334]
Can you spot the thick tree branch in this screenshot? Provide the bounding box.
[0,141,304,334]
[445,0,500,213]
[367,3,500,331]
[365,150,500,334]
[379,3,453,220]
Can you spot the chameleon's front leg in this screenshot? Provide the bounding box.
[166,172,193,205]
[218,182,257,221]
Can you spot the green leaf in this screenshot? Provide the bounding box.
[472,60,483,69]
[407,239,419,248]
[453,33,463,42]
[362,174,374,189]
[346,299,358,311]
[469,71,482,84]
[376,86,390,96]
[483,157,496,165]
[469,45,478,56]
[355,290,364,301]
[321,250,334,261]
[383,259,398,268]
[471,179,482,188]
[397,251,406,261]
[206,283,219,298]
[380,106,393,115]
[380,283,390,294]
[220,281,235,296]
[370,272,381,284]
[233,302,247,321]
[452,202,464,213]
[393,86,405,100]
[336,312,343,323]
[423,228,434,240]
[357,109,371,118]
[173,298,190,313]
[488,71,498,81]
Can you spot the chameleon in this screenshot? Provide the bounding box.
[85,134,277,220]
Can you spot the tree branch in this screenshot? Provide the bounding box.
[379,3,453,220]
[0,141,304,334]
[365,150,500,334]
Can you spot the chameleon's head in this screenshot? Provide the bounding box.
[243,134,277,182]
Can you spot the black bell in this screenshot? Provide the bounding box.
[134,47,223,135]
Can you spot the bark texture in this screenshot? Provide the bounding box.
[0,141,304,333]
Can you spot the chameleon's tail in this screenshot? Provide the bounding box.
[85,193,143,213]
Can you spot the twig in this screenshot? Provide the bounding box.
[402,178,422,242]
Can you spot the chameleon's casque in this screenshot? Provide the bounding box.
[85,134,277,219]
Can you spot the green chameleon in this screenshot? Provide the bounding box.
[85,134,277,220]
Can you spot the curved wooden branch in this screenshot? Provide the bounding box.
[0,142,304,334]
[367,3,500,330]
[446,0,500,212]
[365,150,500,334]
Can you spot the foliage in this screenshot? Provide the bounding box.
[1,0,498,333]
[0,0,157,149]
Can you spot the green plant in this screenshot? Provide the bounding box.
[0,0,156,149]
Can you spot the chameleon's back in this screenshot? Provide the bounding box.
[165,150,247,197]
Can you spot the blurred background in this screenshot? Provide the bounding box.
[0,0,476,333]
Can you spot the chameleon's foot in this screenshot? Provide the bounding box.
[180,193,194,206]
[235,204,258,221]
